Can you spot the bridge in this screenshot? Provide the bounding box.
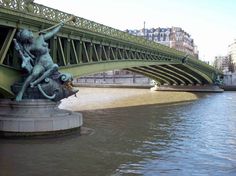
[0,0,222,98]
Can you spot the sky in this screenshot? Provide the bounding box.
[35,0,236,63]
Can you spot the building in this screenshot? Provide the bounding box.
[74,70,151,85]
[228,39,236,64]
[213,55,230,73]
[126,27,199,58]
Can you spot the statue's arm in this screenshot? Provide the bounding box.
[13,39,27,59]
[43,22,64,40]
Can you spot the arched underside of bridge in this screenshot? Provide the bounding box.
[0,0,222,98]
[60,61,214,86]
[61,61,203,86]
[0,60,214,98]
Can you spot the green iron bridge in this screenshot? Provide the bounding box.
[0,0,222,98]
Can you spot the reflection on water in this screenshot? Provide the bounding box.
[0,89,236,176]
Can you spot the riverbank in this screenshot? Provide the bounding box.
[221,85,236,91]
[59,87,199,111]
[74,83,152,89]
[75,83,234,91]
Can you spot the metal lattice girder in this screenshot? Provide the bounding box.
[127,68,168,85]
[0,28,16,64]
[167,64,202,84]
[173,64,211,84]
[154,65,194,85]
[134,66,178,85]
[146,65,186,85]
[183,64,213,84]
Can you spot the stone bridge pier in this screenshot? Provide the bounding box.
[0,99,83,137]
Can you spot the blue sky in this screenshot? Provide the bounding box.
[35,0,236,63]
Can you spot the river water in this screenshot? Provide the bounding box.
[0,88,236,176]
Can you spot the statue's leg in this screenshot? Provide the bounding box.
[30,64,58,87]
[16,75,34,101]
[16,65,44,101]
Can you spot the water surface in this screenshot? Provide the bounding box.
[0,89,236,176]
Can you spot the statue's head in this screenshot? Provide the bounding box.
[16,29,34,44]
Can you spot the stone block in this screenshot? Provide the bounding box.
[0,120,3,130]
[53,118,68,130]
[19,120,35,132]
[69,117,77,128]
[3,120,19,131]
[34,119,53,131]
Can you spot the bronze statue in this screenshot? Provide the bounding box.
[13,16,77,101]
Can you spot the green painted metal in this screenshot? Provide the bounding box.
[167,65,202,84]
[155,65,194,85]
[0,65,19,97]
[127,68,169,85]
[144,66,186,85]
[133,66,178,85]
[0,28,16,64]
[59,60,176,77]
[184,64,213,84]
[0,0,223,97]
[135,66,177,85]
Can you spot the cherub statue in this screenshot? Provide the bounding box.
[13,16,77,101]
